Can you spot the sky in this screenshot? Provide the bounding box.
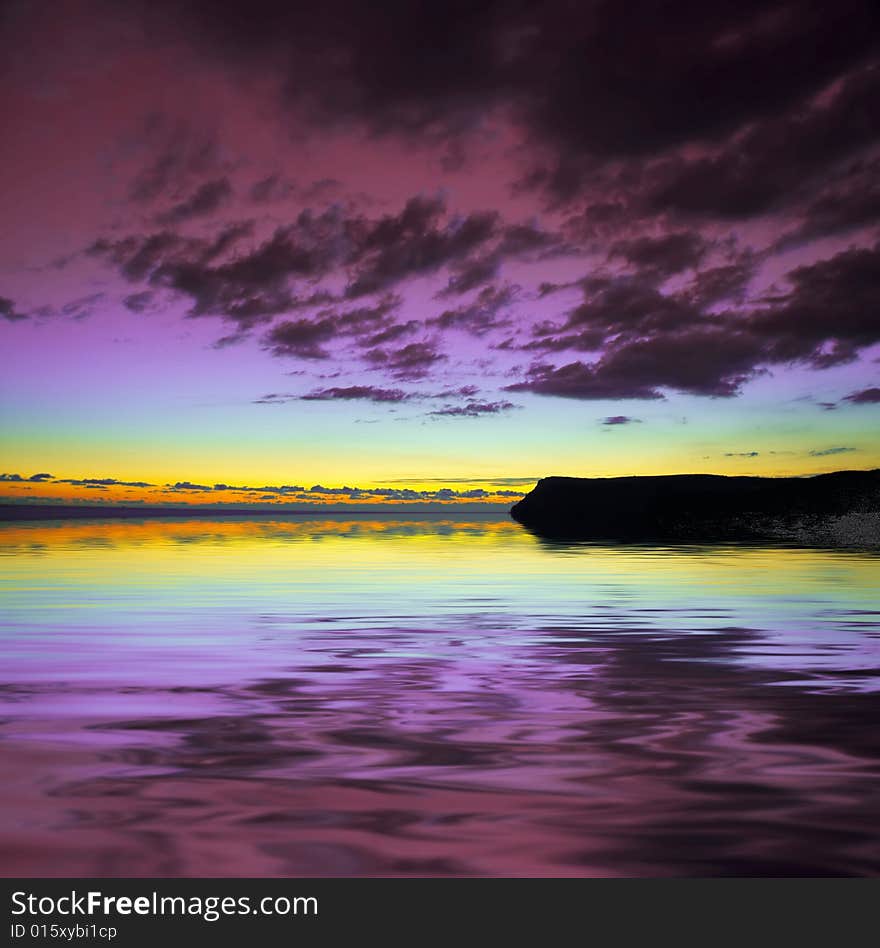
[1,0,879,508]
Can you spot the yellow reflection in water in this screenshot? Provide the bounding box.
[1,516,877,610]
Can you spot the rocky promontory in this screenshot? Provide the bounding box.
[510,469,880,545]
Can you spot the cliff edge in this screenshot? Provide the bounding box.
[509,469,880,545]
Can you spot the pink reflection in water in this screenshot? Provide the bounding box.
[1,516,879,876]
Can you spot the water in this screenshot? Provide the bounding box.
[1,514,879,877]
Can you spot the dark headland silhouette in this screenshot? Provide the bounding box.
[510,469,880,546]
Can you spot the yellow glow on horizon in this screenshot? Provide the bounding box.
[0,478,524,507]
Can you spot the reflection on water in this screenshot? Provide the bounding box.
[1,515,879,877]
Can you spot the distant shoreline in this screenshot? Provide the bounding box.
[0,504,511,521]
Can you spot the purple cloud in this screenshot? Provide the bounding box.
[0,296,28,322]
[364,341,447,380]
[157,177,233,224]
[601,415,641,425]
[429,400,517,418]
[843,387,880,404]
[300,386,412,403]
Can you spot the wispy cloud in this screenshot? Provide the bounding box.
[808,446,856,457]
[428,400,517,418]
[601,415,641,426]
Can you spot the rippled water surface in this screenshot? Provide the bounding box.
[1,515,879,876]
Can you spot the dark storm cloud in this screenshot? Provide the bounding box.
[9,2,880,255]
[596,329,763,397]
[89,194,530,335]
[435,222,567,297]
[645,62,880,220]
[6,0,878,418]
[0,296,28,321]
[28,472,54,481]
[333,299,401,333]
[438,257,499,297]
[562,202,630,241]
[525,276,705,355]
[359,320,421,348]
[156,177,233,224]
[156,224,330,325]
[90,183,876,400]
[89,224,252,283]
[682,260,755,307]
[344,198,499,298]
[526,3,879,161]
[262,316,337,358]
[725,451,760,458]
[504,327,755,400]
[341,200,560,301]
[156,1,880,167]
[609,232,709,279]
[745,243,880,368]
[843,387,880,404]
[150,0,506,139]
[132,2,880,267]
[496,223,561,258]
[506,243,880,400]
[779,157,880,246]
[0,473,24,481]
[89,219,339,328]
[264,297,400,358]
[364,342,446,380]
[428,285,516,336]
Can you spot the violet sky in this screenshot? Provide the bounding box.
[1,0,879,507]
